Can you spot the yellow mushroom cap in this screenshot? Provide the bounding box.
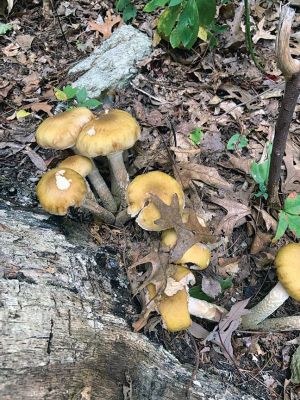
[75,109,140,157]
[126,171,185,231]
[275,243,300,301]
[147,266,193,332]
[36,167,87,216]
[161,229,211,270]
[36,107,94,150]
[58,155,93,178]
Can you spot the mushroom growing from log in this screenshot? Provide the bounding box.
[36,168,115,224]
[35,108,117,213]
[75,109,140,205]
[241,243,300,330]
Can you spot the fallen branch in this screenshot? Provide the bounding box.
[268,5,300,203]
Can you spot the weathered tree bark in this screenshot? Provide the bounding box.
[0,200,257,400]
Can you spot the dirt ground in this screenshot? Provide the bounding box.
[1,1,300,399]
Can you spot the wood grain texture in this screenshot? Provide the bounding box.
[0,200,258,400]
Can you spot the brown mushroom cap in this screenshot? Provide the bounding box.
[126,171,185,231]
[275,243,300,301]
[36,107,94,150]
[58,155,93,178]
[36,167,87,215]
[75,109,140,157]
[147,266,193,332]
[161,229,211,270]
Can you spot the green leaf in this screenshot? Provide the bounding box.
[158,5,181,37]
[76,87,88,104]
[0,23,13,35]
[169,0,182,5]
[63,85,78,100]
[144,0,170,12]
[227,133,240,150]
[287,214,300,238]
[116,0,130,11]
[273,211,289,242]
[251,159,269,185]
[190,127,203,145]
[54,88,68,101]
[284,193,300,215]
[82,98,101,109]
[171,0,199,48]
[123,4,137,21]
[169,27,182,48]
[219,277,233,291]
[195,0,216,26]
[189,286,213,302]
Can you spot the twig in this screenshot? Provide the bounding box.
[49,0,70,50]
[244,0,265,73]
[130,82,168,104]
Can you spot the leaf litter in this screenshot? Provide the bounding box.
[1,0,300,397]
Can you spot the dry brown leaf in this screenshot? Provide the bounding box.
[16,34,34,50]
[283,141,300,193]
[252,17,276,44]
[176,162,233,191]
[210,196,251,236]
[250,229,272,255]
[2,43,19,57]
[226,154,252,175]
[188,321,209,339]
[23,72,40,94]
[24,148,47,171]
[205,299,250,359]
[201,276,222,299]
[150,194,215,262]
[23,102,53,116]
[88,12,122,39]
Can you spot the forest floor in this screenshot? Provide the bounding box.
[1,1,300,399]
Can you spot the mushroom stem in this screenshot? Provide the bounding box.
[87,163,117,212]
[250,316,300,331]
[188,297,227,322]
[115,209,131,226]
[241,282,289,329]
[107,151,128,206]
[72,148,117,212]
[81,197,115,225]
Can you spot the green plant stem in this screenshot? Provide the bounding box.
[244,0,264,73]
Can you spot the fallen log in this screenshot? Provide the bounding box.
[0,200,257,400]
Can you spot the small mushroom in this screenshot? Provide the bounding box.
[35,108,117,213]
[161,227,211,270]
[126,171,185,231]
[75,109,140,204]
[147,266,195,332]
[241,243,300,330]
[36,168,115,224]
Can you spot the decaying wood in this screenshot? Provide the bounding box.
[0,200,258,400]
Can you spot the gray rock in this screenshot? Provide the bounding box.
[69,25,152,98]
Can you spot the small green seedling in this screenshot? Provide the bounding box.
[227,133,248,151]
[189,277,233,301]
[190,127,203,145]
[0,23,13,35]
[274,192,300,241]
[54,85,101,110]
[250,143,272,199]
[116,0,137,21]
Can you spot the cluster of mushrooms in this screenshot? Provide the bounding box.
[35,107,300,334]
